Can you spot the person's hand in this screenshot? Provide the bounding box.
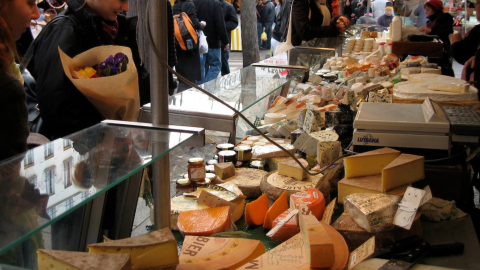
[450,32,462,44]
[462,56,475,81]
[419,26,431,34]
[336,16,349,33]
[224,44,230,51]
[200,21,206,27]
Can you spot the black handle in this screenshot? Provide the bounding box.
[403,242,430,264]
[428,242,465,257]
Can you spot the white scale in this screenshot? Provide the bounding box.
[353,98,480,153]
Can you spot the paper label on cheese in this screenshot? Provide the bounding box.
[393,186,431,230]
[321,198,337,225]
[347,236,375,270]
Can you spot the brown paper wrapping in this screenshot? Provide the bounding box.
[59,46,139,121]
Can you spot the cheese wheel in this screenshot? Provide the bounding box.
[177,206,232,236]
[220,168,268,198]
[290,188,326,220]
[260,171,331,205]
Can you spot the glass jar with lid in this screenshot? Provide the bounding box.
[188,158,206,182]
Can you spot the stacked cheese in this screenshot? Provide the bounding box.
[338,148,425,204]
[265,96,306,123]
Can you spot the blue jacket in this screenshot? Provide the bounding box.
[264,0,276,24]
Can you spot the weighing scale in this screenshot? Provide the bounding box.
[353,98,480,156]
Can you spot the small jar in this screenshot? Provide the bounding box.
[218,150,237,163]
[205,165,215,173]
[205,173,217,183]
[378,42,386,58]
[176,178,191,187]
[206,159,218,166]
[387,42,392,55]
[188,158,206,182]
[216,143,234,154]
[234,146,253,162]
[249,160,266,170]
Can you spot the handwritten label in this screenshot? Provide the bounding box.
[347,236,375,270]
[321,198,337,225]
[393,186,432,230]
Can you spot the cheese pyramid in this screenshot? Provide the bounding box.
[88,228,178,270]
[37,249,130,270]
[381,154,424,191]
[344,148,400,178]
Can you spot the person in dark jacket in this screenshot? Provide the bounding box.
[291,0,347,46]
[0,0,40,161]
[272,0,291,54]
[451,1,480,65]
[414,0,428,29]
[377,2,394,27]
[194,0,229,83]
[419,0,454,76]
[233,0,240,14]
[263,0,275,50]
[257,0,266,49]
[219,0,239,76]
[173,0,205,92]
[29,0,149,140]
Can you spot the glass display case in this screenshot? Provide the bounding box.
[0,121,203,268]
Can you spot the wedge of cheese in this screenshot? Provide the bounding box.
[177,236,265,270]
[270,209,300,242]
[245,193,270,226]
[277,159,308,181]
[215,162,236,180]
[177,206,232,236]
[338,175,409,204]
[382,154,424,191]
[37,250,131,270]
[298,204,335,268]
[264,191,289,229]
[317,141,342,168]
[88,228,178,270]
[290,188,326,220]
[343,148,400,178]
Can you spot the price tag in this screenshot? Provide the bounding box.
[266,209,299,237]
[347,236,375,270]
[321,197,337,225]
[393,186,432,230]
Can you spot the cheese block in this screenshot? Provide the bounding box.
[261,171,331,205]
[428,83,469,93]
[277,158,308,180]
[317,141,342,168]
[266,103,287,114]
[171,185,245,230]
[343,148,401,178]
[238,224,348,270]
[245,193,270,225]
[382,154,424,191]
[332,212,423,251]
[88,228,178,270]
[344,193,401,233]
[177,206,232,236]
[338,175,409,204]
[214,162,236,180]
[264,191,289,229]
[198,189,238,214]
[265,112,287,124]
[342,90,356,110]
[266,156,296,172]
[252,144,296,159]
[290,188,326,220]
[298,205,335,268]
[325,110,355,126]
[368,92,392,103]
[400,67,421,75]
[303,110,320,133]
[37,250,131,270]
[421,67,442,74]
[394,80,478,101]
[270,209,300,242]
[220,168,268,198]
[177,236,266,270]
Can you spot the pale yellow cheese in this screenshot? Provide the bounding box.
[215,162,236,180]
[382,154,424,191]
[343,148,400,178]
[177,236,265,270]
[277,158,308,181]
[88,228,178,270]
[338,175,409,204]
[37,250,131,270]
[428,83,469,93]
[298,204,335,268]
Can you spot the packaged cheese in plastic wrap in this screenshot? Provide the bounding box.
[344,193,401,233]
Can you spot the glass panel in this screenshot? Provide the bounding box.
[169,66,305,116]
[0,123,196,261]
[260,47,335,75]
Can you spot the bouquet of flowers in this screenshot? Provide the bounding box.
[59,45,139,121]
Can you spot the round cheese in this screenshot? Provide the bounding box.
[261,171,331,204]
[219,168,268,198]
[265,113,287,124]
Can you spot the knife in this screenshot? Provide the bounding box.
[378,242,430,270]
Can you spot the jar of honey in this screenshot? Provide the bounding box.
[188,158,206,182]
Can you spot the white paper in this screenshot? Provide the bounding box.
[393,186,432,230]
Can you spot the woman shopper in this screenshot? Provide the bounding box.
[173,0,205,92]
[257,0,266,49]
[0,0,39,161]
[419,0,455,76]
[29,0,149,139]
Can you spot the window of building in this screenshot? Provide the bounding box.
[45,167,55,195]
[44,142,54,159]
[65,197,74,210]
[24,150,34,168]
[47,207,56,219]
[81,191,89,201]
[63,158,73,188]
[28,175,37,188]
[63,139,72,150]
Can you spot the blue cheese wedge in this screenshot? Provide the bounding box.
[368,92,393,103]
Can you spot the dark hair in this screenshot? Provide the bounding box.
[0,0,18,75]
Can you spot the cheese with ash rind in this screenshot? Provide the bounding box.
[382,154,424,191]
[37,250,131,270]
[88,228,178,270]
[278,158,308,180]
[344,193,401,233]
[343,148,400,178]
[177,236,265,270]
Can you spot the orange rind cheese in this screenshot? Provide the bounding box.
[245,193,269,226]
